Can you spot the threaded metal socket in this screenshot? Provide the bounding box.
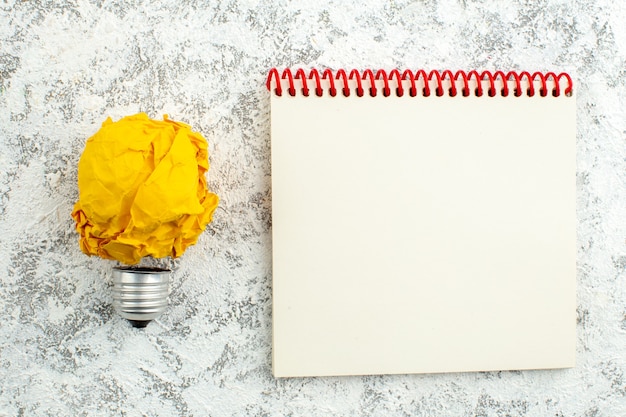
[112,266,170,328]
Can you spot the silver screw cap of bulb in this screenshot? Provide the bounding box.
[112,266,170,328]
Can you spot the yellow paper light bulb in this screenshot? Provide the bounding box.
[71,113,219,265]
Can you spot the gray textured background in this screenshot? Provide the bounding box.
[1,0,625,416]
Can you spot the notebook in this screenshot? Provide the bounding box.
[268,68,576,378]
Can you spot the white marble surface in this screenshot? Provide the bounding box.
[1,0,625,415]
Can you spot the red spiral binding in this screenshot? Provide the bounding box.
[429,70,444,96]
[322,69,336,97]
[401,69,417,96]
[454,71,470,97]
[294,69,309,97]
[349,69,364,97]
[363,69,376,97]
[266,69,574,98]
[309,69,323,97]
[415,70,430,96]
[467,70,483,96]
[441,70,456,96]
[387,69,402,97]
[336,69,350,97]
[283,69,296,96]
[493,71,508,96]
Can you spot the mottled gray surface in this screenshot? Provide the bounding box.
[1,0,625,415]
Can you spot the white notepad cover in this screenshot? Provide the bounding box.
[270,72,576,377]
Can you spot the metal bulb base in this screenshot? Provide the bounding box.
[112,266,170,328]
[128,320,151,328]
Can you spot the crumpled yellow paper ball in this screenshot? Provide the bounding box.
[71,113,219,265]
